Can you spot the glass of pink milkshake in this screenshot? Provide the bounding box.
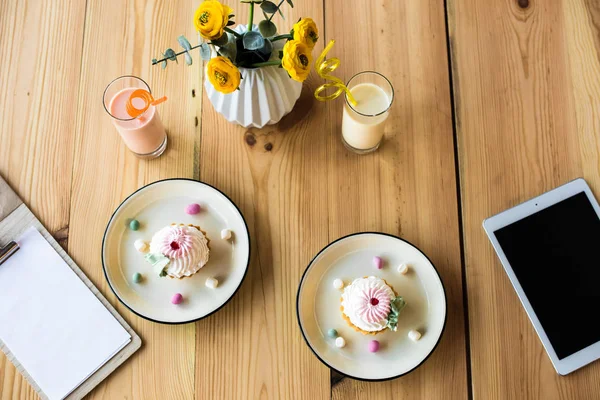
[103,76,167,159]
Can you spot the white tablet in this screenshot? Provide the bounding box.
[483,178,600,375]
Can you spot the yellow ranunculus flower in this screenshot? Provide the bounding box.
[281,40,312,83]
[194,0,233,41]
[293,18,319,49]
[207,56,241,94]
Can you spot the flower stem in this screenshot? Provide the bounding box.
[248,2,254,32]
[267,0,285,22]
[250,60,282,68]
[224,27,242,38]
[152,44,202,65]
[271,34,292,42]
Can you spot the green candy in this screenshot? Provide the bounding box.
[129,219,140,231]
[327,329,338,338]
[132,272,143,283]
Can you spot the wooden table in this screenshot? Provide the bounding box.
[1,0,599,398]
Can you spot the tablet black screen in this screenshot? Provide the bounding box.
[494,191,600,359]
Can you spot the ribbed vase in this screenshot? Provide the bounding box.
[204,25,302,128]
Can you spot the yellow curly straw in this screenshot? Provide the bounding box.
[313,40,358,106]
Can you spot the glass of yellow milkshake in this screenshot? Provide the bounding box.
[341,72,394,154]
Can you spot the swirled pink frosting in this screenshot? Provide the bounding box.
[154,226,195,258]
[149,225,210,278]
[341,276,395,332]
[354,285,392,324]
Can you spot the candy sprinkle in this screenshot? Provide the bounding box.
[373,256,383,270]
[335,337,346,348]
[185,203,201,215]
[368,340,380,353]
[132,272,143,283]
[327,328,338,338]
[171,293,183,305]
[129,219,140,231]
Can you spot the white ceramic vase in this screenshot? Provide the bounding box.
[204,25,302,128]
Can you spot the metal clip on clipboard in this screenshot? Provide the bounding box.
[0,241,19,266]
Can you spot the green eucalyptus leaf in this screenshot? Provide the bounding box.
[227,20,235,26]
[258,38,273,56]
[164,48,177,62]
[242,31,265,50]
[229,14,235,18]
[161,60,167,69]
[277,7,285,20]
[278,50,284,59]
[151,58,158,65]
[286,0,294,7]
[184,51,193,65]
[260,0,278,13]
[200,43,211,61]
[258,19,277,37]
[385,296,406,332]
[222,40,237,61]
[177,35,192,51]
[218,46,233,61]
[211,33,229,47]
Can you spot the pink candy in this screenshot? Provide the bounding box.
[185,203,201,215]
[368,340,380,353]
[171,293,183,305]
[373,256,383,269]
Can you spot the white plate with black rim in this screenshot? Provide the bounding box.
[296,232,446,380]
[102,179,250,324]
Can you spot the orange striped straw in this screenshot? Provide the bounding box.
[125,89,167,118]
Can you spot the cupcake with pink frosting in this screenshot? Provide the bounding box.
[144,224,210,279]
[340,276,406,335]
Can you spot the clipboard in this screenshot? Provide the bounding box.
[0,175,142,400]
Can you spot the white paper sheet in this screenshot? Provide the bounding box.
[0,227,131,400]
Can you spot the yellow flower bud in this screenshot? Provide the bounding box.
[293,18,319,50]
[281,40,312,83]
[207,56,241,94]
[194,0,234,41]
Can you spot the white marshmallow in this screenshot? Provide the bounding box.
[205,277,219,289]
[397,263,409,274]
[333,279,344,290]
[134,239,149,253]
[335,337,346,348]
[221,229,232,240]
[408,330,422,341]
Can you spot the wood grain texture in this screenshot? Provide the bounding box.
[68,0,201,399]
[327,0,467,399]
[194,1,331,399]
[448,0,600,398]
[0,0,86,398]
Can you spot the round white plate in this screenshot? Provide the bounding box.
[296,232,446,380]
[102,179,250,324]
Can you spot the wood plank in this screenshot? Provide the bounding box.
[327,0,467,399]
[0,0,86,398]
[448,0,600,397]
[194,1,331,399]
[69,1,201,399]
